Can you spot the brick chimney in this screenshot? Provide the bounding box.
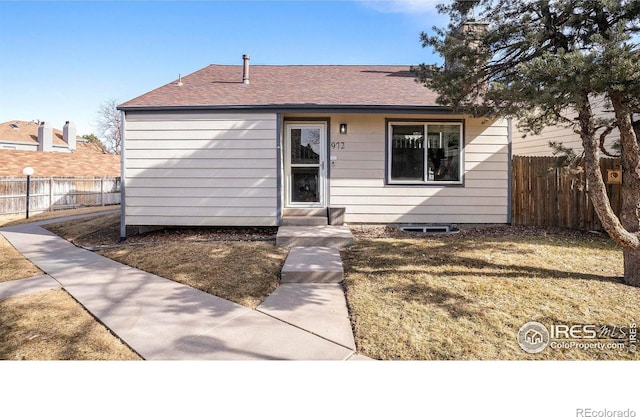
[37,121,53,152]
[63,121,77,151]
[447,22,489,67]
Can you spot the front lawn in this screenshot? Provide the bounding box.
[41,212,637,360]
[342,227,635,360]
[0,205,118,227]
[43,214,288,308]
[0,289,141,360]
[0,235,42,283]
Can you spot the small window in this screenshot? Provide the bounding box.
[388,122,463,185]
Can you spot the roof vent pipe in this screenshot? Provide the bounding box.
[242,54,250,84]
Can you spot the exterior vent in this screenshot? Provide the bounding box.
[10,123,19,130]
[400,225,460,234]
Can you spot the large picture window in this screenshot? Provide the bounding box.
[388,122,462,184]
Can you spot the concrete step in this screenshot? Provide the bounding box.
[276,226,354,248]
[280,246,344,283]
[281,216,328,226]
[283,208,327,217]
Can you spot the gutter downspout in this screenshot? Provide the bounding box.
[120,110,127,240]
[507,116,513,225]
[276,113,282,226]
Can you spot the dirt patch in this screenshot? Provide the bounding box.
[43,212,278,248]
[350,223,611,241]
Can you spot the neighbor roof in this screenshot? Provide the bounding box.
[0,120,69,146]
[118,65,441,110]
[0,142,120,177]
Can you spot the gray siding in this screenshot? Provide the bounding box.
[513,100,619,156]
[124,112,278,226]
[286,113,509,224]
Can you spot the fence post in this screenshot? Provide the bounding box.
[49,177,54,212]
[101,177,105,206]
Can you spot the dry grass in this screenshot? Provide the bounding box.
[0,289,141,360]
[342,229,637,360]
[44,212,121,247]
[0,205,119,227]
[101,242,288,308]
[0,235,41,283]
[44,213,288,309]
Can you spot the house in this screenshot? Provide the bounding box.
[0,120,120,177]
[1,120,77,152]
[512,98,619,157]
[117,55,511,234]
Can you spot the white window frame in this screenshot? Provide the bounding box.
[387,121,464,186]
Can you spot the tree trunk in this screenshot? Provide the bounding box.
[578,99,639,248]
[623,248,640,286]
[609,94,640,286]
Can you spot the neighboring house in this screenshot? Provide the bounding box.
[0,120,120,177]
[1,120,77,152]
[512,99,619,157]
[117,56,511,230]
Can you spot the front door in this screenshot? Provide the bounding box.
[285,123,327,207]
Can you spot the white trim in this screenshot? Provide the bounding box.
[120,111,126,240]
[387,121,464,186]
[284,122,327,208]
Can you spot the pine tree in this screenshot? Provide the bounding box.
[414,0,640,286]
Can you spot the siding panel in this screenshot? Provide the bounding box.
[124,112,277,226]
[126,158,275,169]
[126,120,276,131]
[126,149,274,158]
[512,101,618,156]
[123,216,277,227]
[126,168,276,179]
[125,177,276,188]
[126,137,275,148]
[318,113,510,224]
[127,187,275,198]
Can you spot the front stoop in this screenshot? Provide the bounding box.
[281,216,328,226]
[276,226,354,248]
[281,246,344,283]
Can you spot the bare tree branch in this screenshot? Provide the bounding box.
[96,98,121,154]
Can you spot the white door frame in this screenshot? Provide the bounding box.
[284,122,327,208]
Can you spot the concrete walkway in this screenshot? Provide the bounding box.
[0,215,364,360]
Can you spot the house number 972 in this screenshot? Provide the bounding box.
[331,141,345,150]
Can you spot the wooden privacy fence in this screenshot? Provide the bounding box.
[0,177,121,215]
[512,156,621,230]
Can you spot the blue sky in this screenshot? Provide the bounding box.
[0,0,445,136]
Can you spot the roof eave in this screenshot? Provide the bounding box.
[117,103,454,114]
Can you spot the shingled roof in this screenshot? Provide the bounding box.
[0,120,68,146]
[118,65,441,110]
[0,142,120,177]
